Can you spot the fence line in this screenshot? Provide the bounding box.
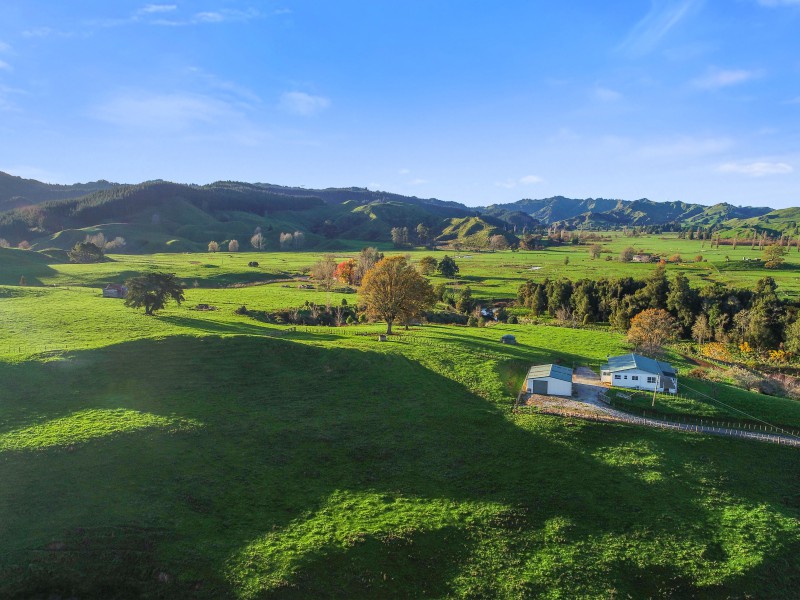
[603,391,800,439]
[527,404,800,447]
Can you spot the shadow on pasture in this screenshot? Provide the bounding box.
[1,335,798,598]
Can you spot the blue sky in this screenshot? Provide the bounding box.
[0,1,799,208]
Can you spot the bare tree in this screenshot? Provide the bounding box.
[489,234,508,251]
[251,232,265,250]
[311,254,337,292]
[228,239,239,252]
[279,232,293,250]
[208,241,219,252]
[293,231,305,249]
[354,247,384,285]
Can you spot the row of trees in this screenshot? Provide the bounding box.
[208,229,308,253]
[517,265,799,351]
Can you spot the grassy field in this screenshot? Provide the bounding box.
[5,232,800,301]
[2,244,800,598]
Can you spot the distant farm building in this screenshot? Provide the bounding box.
[631,254,654,263]
[102,283,128,299]
[526,364,573,396]
[600,353,677,394]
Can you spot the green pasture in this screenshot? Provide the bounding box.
[5,231,800,303]
[2,246,800,597]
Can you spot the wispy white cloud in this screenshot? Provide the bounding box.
[94,91,244,130]
[88,6,260,28]
[496,175,544,189]
[618,0,701,56]
[139,4,177,14]
[0,60,11,72]
[194,12,225,23]
[274,8,292,15]
[0,41,10,53]
[717,161,793,176]
[398,168,410,175]
[693,68,759,89]
[408,178,428,185]
[279,91,330,116]
[594,86,622,102]
[21,27,74,38]
[185,66,261,104]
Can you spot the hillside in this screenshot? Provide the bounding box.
[0,171,118,212]
[0,173,784,251]
[488,196,773,228]
[720,207,800,238]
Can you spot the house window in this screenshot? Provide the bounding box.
[623,375,628,380]
[647,376,656,383]
[614,375,621,380]
[631,376,639,381]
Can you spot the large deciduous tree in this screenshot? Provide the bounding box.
[626,308,679,354]
[360,256,436,334]
[763,243,786,269]
[124,272,185,316]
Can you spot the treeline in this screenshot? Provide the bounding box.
[517,265,799,351]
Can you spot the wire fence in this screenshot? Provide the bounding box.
[520,397,800,447]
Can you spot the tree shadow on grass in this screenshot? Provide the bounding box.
[1,336,799,598]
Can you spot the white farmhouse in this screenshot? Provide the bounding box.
[600,353,677,394]
[526,364,573,396]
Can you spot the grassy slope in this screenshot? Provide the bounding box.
[2,249,800,598]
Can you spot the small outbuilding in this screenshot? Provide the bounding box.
[500,334,517,345]
[525,364,573,396]
[102,283,128,299]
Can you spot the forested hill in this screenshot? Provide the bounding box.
[0,173,783,253]
[0,179,489,253]
[0,171,119,212]
[486,196,773,227]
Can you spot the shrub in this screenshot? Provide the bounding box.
[467,316,478,327]
[507,315,518,324]
[234,305,248,315]
[687,367,709,380]
[248,261,259,267]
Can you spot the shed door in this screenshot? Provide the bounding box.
[531,380,548,394]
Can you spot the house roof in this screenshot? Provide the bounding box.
[526,364,573,383]
[601,353,676,377]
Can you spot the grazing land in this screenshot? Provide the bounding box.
[2,244,800,598]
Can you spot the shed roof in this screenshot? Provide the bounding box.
[601,353,676,377]
[526,364,573,383]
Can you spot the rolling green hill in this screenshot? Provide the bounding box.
[720,207,800,238]
[0,173,786,252]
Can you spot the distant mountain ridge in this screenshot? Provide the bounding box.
[0,172,782,252]
[484,196,773,227]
